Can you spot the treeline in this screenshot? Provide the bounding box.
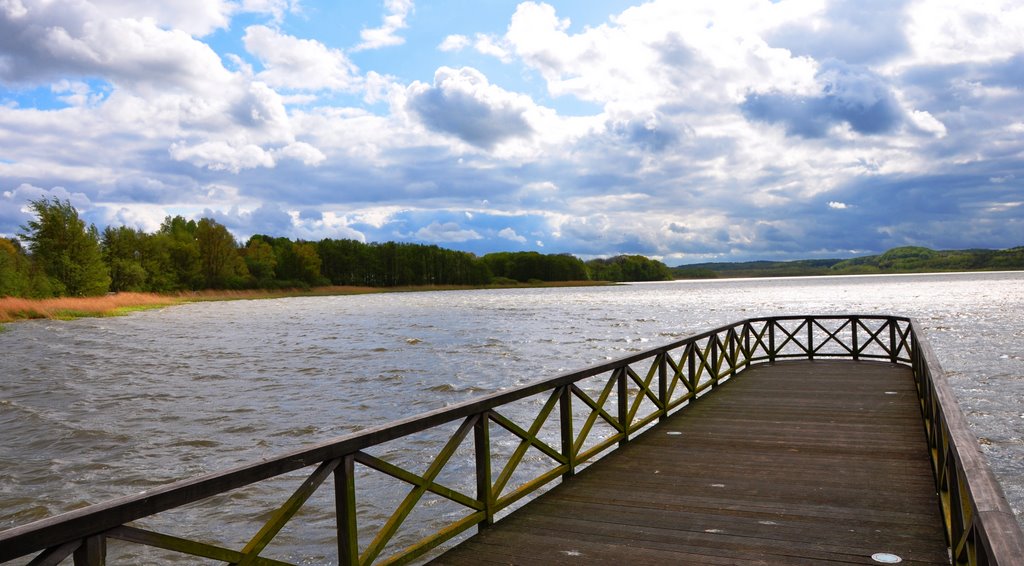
[671,246,1024,279]
[0,198,673,298]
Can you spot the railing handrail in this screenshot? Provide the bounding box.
[2,314,1021,565]
[908,318,1024,564]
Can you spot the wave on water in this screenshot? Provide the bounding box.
[1,271,1022,558]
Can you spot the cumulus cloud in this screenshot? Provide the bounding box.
[243,25,361,91]
[50,80,104,107]
[1,0,1023,260]
[354,0,414,51]
[406,66,536,148]
[0,183,94,236]
[502,1,820,112]
[742,61,904,137]
[498,227,527,244]
[201,202,296,238]
[85,1,298,37]
[607,111,682,152]
[438,34,470,52]
[276,142,327,166]
[168,139,325,172]
[900,0,1024,67]
[414,220,482,242]
[104,204,167,233]
[0,3,233,91]
[768,0,913,65]
[169,141,274,172]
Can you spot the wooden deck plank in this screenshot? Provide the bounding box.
[431,360,950,565]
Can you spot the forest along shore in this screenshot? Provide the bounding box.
[0,281,612,325]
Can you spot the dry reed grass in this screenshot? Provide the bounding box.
[0,292,183,323]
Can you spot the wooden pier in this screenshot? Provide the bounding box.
[432,360,950,565]
[2,316,1023,565]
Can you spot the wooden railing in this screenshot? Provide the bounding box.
[909,324,1024,565]
[1,315,1021,565]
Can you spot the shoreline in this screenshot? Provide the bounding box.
[0,281,613,326]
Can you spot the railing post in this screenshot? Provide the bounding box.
[742,322,751,364]
[728,329,737,376]
[889,319,898,363]
[807,317,814,361]
[768,319,776,363]
[73,535,105,566]
[658,352,668,421]
[852,316,859,360]
[616,367,629,445]
[474,412,495,528]
[558,387,576,479]
[335,454,359,566]
[710,336,720,386]
[688,343,697,394]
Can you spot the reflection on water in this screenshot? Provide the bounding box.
[1,271,1022,562]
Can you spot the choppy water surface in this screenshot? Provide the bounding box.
[1,272,1022,563]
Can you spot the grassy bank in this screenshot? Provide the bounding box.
[0,280,610,325]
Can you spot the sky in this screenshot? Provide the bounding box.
[0,1,1022,265]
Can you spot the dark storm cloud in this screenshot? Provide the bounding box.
[741,60,903,137]
[201,203,294,239]
[789,169,1024,253]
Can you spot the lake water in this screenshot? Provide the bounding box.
[1,272,1022,563]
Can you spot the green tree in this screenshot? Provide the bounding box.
[19,198,110,296]
[158,216,202,290]
[482,251,589,282]
[101,226,149,292]
[243,237,278,283]
[195,218,247,288]
[0,238,32,297]
[587,255,673,282]
[292,241,325,286]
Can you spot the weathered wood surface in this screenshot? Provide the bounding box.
[432,360,951,565]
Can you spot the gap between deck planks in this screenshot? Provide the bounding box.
[430,360,951,566]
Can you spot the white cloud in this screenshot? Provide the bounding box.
[240,0,295,24]
[0,6,234,93]
[290,210,367,242]
[899,0,1024,67]
[169,141,276,173]
[243,25,361,91]
[105,204,168,233]
[275,142,326,166]
[439,34,469,52]
[473,34,513,62]
[907,109,947,137]
[498,227,527,243]
[414,221,482,242]
[2,0,1023,259]
[502,0,820,111]
[406,66,537,148]
[85,0,297,37]
[88,0,236,37]
[50,80,103,107]
[347,207,406,229]
[354,0,414,51]
[0,183,94,236]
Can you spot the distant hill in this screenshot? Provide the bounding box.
[671,246,1024,279]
